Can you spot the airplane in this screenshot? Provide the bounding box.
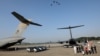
[57,25,84,47]
[0,11,42,49]
[50,0,61,6]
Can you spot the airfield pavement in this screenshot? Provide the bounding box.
[0,43,100,56]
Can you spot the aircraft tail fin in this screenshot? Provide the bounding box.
[14,22,29,37]
[11,11,42,37]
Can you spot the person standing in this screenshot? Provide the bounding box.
[73,46,77,54]
[94,45,97,53]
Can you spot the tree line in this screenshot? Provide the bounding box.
[75,36,100,42]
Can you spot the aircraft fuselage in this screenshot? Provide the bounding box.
[0,37,25,49]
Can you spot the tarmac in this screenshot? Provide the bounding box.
[0,43,100,56]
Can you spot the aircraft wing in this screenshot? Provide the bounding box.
[12,11,42,26]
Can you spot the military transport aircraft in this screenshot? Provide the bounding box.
[58,25,84,47]
[0,11,42,49]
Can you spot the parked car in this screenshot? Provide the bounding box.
[26,46,47,52]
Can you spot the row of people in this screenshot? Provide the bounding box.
[73,41,97,55]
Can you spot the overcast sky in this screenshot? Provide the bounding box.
[0,0,100,43]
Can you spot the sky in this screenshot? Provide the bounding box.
[0,0,100,43]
